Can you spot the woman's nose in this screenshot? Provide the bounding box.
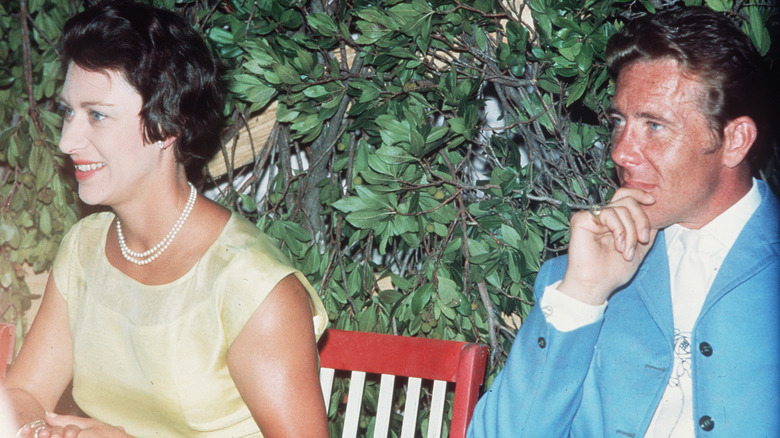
[58,118,86,155]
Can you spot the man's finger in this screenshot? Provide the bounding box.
[609,187,656,205]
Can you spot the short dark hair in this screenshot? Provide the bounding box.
[61,0,225,173]
[606,6,770,169]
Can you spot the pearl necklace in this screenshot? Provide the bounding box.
[116,182,197,265]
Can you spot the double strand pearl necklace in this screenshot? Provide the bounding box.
[116,182,197,265]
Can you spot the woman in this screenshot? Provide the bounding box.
[4,1,329,437]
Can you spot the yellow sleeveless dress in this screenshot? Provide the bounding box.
[53,212,328,437]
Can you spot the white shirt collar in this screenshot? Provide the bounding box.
[665,178,762,251]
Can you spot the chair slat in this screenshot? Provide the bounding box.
[426,379,448,438]
[373,374,395,438]
[342,371,366,438]
[319,367,335,412]
[400,377,422,438]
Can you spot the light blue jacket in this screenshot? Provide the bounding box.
[468,181,780,437]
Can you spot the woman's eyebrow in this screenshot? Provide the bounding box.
[57,96,115,108]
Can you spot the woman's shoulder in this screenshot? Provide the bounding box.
[71,211,114,230]
[209,213,295,272]
[61,211,114,246]
[53,212,114,288]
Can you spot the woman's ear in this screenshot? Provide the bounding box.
[721,116,757,168]
[158,137,177,151]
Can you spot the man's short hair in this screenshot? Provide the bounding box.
[606,6,770,169]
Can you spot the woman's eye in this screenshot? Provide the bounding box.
[90,110,106,121]
[58,103,74,118]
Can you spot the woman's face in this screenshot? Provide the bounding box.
[58,63,164,207]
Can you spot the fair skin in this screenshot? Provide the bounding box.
[5,63,328,437]
[559,58,757,305]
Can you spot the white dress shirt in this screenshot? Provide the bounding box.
[539,179,762,437]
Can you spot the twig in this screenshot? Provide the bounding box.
[477,281,501,366]
[20,0,42,136]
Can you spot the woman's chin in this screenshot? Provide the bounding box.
[77,186,107,207]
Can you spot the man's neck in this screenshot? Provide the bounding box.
[675,173,753,230]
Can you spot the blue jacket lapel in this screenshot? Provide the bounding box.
[635,232,674,341]
[704,181,780,308]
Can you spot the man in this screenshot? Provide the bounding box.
[468,6,779,437]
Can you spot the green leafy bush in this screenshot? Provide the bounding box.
[0,0,80,340]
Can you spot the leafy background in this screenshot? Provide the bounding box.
[1,0,777,435]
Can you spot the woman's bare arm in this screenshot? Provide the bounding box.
[227,274,328,437]
[5,273,74,426]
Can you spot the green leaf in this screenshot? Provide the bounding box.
[302,85,329,99]
[345,209,393,229]
[248,86,277,112]
[568,123,583,152]
[376,145,416,165]
[541,214,568,232]
[426,126,448,144]
[332,193,384,214]
[744,7,770,56]
[307,12,339,37]
[208,27,234,45]
[566,77,587,107]
[704,0,732,12]
[280,9,303,29]
[411,283,433,314]
[474,26,487,52]
[448,117,467,135]
[376,115,411,146]
[351,80,382,104]
[293,48,315,74]
[273,64,302,85]
[501,224,523,250]
[239,194,257,212]
[436,274,460,307]
[39,207,52,236]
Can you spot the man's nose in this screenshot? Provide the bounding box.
[610,125,641,168]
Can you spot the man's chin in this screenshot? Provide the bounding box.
[640,206,672,230]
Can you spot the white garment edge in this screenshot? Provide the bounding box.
[540,280,607,332]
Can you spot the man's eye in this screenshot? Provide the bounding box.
[649,122,662,131]
[90,110,106,121]
[58,103,74,118]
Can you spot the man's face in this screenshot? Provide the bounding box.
[608,58,730,230]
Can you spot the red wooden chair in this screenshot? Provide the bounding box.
[0,323,15,381]
[318,329,488,438]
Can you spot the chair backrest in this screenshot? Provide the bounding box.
[318,329,488,438]
[0,323,15,381]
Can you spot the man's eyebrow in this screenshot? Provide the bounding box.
[635,111,673,124]
[605,107,673,124]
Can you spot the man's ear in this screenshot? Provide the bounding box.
[721,116,757,168]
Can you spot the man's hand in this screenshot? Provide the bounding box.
[559,188,658,305]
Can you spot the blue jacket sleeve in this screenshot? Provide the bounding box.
[467,257,604,438]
